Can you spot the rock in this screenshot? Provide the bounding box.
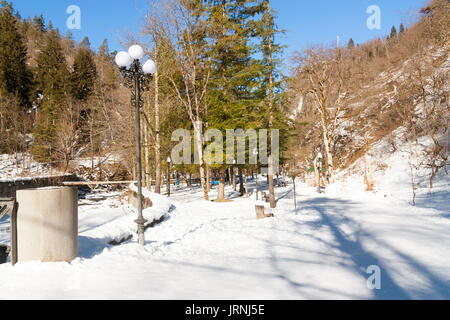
[124,188,153,209]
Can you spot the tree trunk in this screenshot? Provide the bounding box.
[217,168,226,201]
[320,118,334,183]
[142,108,151,190]
[266,3,277,209]
[194,122,209,200]
[232,167,237,191]
[154,68,162,194]
[293,176,297,210]
[206,165,211,192]
[364,156,374,191]
[314,162,320,188]
[243,169,249,198]
[268,155,276,208]
[238,167,245,196]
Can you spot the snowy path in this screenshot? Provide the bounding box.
[0,181,449,299]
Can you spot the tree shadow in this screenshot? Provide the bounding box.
[288,197,450,299]
[275,189,293,204]
[302,198,411,300]
[414,190,450,214]
[78,236,111,259]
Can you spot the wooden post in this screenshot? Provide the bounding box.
[293,177,297,210]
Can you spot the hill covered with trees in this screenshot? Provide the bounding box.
[287,0,449,194]
[0,0,448,200]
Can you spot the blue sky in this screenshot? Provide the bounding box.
[11,0,427,70]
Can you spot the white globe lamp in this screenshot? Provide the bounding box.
[143,59,157,74]
[115,51,132,68]
[128,45,145,60]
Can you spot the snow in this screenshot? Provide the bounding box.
[0,154,66,181]
[78,190,172,245]
[0,138,449,299]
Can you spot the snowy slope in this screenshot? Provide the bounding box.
[0,154,64,181]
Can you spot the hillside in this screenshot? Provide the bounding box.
[288,0,449,196]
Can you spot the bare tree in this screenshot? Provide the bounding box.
[53,101,83,171]
[150,0,212,200]
[295,48,351,182]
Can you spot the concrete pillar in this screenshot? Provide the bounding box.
[16,187,78,263]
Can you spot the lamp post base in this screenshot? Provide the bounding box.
[135,217,148,246]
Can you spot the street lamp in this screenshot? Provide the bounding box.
[167,157,172,197]
[115,45,157,246]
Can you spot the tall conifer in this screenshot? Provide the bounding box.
[0,1,32,107]
[32,33,70,161]
[70,46,97,101]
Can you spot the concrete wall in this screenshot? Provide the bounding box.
[0,175,76,198]
[16,187,78,263]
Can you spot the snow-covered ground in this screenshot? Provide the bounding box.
[0,167,449,299]
[0,154,63,181]
[1,133,449,299]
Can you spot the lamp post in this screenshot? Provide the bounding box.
[115,45,157,246]
[167,157,172,197]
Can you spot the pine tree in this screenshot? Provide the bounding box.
[70,46,97,101]
[347,38,355,49]
[80,36,91,48]
[97,39,117,90]
[399,23,405,34]
[205,0,264,199]
[32,14,46,32]
[98,39,110,58]
[0,1,32,107]
[47,20,54,30]
[206,0,261,131]
[65,30,73,41]
[32,33,70,161]
[390,25,398,39]
[256,0,289,207]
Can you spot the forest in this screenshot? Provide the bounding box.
[0,0,448,204]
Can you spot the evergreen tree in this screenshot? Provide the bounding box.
[32,14,46,32]
[47,20,54,31]
[96,39,117,89]
[0,1,32,107]
[256,0,289,208]
[205,0,259,199]
[399,23,405,34]
[32,33,70,161]
[80,36,91,48]
[98,39,110,58]
[206,0,263,131]
[70,46,97,101]
[347,38,355,49]
[65,30,73,41]
[390,25,398,39]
